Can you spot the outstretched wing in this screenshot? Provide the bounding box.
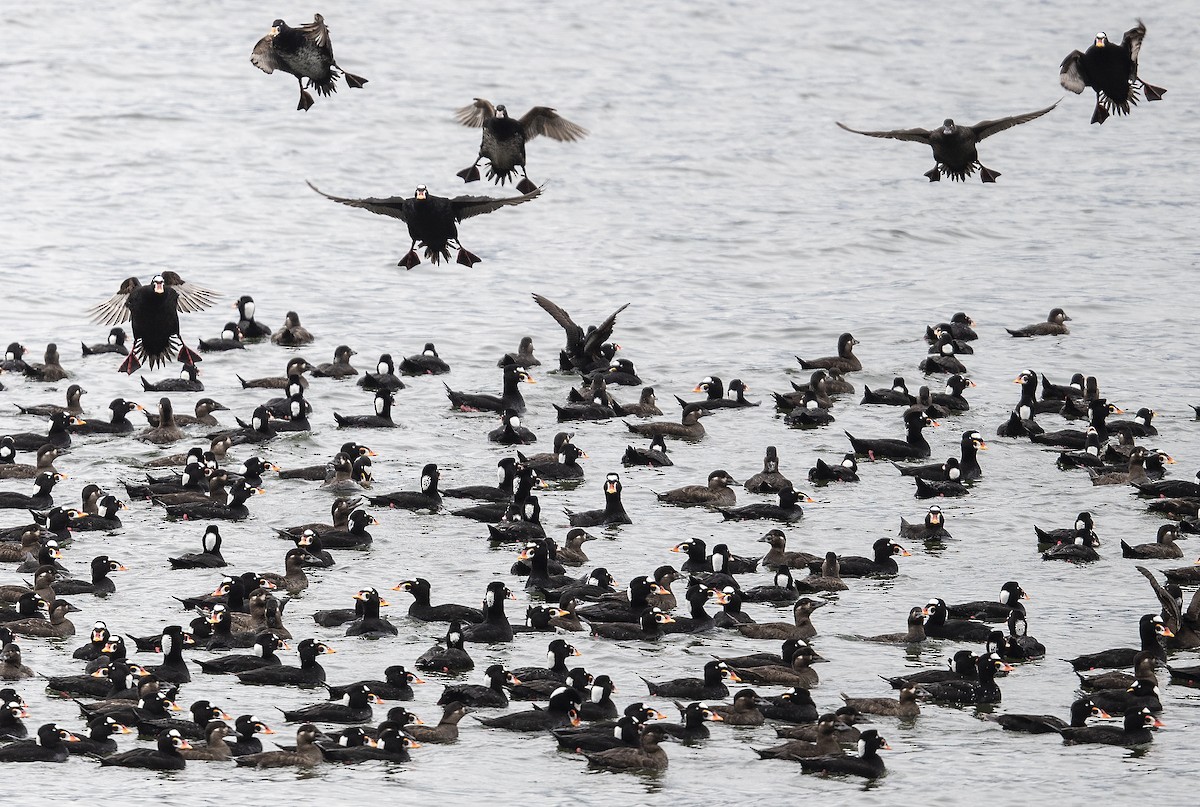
[519,107,588,142]
[1136,565,1182,632]
[250,33,279,74]
[1122,19,1148,72]
[455,98,497,128]
[298,13,333,56]
[583,303,631,357]
[531,293,584,352]
[160,271,219,313]
[835,122,933,144]
[451,186,543,221]
[89,277,142,326]
[971,102,1058,140]
[1059,51,1088,94]
[307,180,411,222]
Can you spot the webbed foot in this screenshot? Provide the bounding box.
[457,247,481,267]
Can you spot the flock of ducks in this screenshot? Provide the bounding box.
[1,284,1197,780]
[0,10,1189,789]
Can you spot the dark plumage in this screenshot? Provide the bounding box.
[0,723,79,762]
[455,99,587,193]
[309,181,542,268]
[250,15,366,110]
[846,410,936,460]
[797,333,861,373]
[235,724,323,768]
[995,697,1111,734]
[565,473,631,527]
[1007,308,1072,337]
[1060,21,1165,124]
[798,729,889,779]
[1060,708,1162,746]
[90,272,216,374]
[837,103,1056,182]
[100,728,190,770]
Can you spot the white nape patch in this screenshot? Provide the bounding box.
[449,631,461,645]
[222,328,236,340]
[1000,589,1010,605]
[374,396,386,416]
[712,555,725,572]
[179,367,191,379]
[496,466,506,485]
[1075,518,1086,530]
[243,301,255,320]
[424,348,435,357]
[805,399,818,410]
[892,384,904,393]
[485,590,496,608]
[613,725,622,739]
[774,571,789,587]
[1017,405,1031,420]
[510,415,521,429]
[1134,416,1146,426]
[842,458,854,468]
[547,650,556,665]
[161,634,173,655]
[421,474,433,492]
[253,643,264,657]
[377,362,389,375]
[1087,445,1099,455]
[35,731,44,747]
[252,415,264,430]
[857,738,866,757]
[292,400,303,417]
[108,333,118,344]
[590,686,604,703]
[948,467,960,480]
[944,385,953,395]
[941,343,953,355]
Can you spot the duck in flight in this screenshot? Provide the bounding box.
[836,102,1057,182]
[308,181,542,269]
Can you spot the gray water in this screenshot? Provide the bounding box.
[2,0,1199,802]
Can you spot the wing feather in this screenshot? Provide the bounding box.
[250,35,279,74]
[531,294,579,335]
[583,304,630,356]
[89,277,141,326]
[451,186,543,221]
[971,102,1058,140]
[161,271,219,313]
[1059,52,1088,94]
[307,180,411,222]
[835,122,933,144]
[455,98,497,128]
[1122,19,1147,69]
[519,107,588,142]
[298,14,332,53]
[1136,565,1182,633]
